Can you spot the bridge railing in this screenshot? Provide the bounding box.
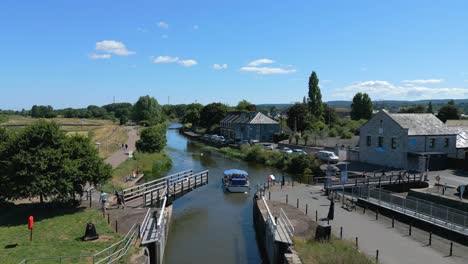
[123,170,193,201]
[350,186,468,234]
[328,172,423,188]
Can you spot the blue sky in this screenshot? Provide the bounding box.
[1,0,468,110]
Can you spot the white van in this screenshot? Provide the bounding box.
[317,151,339,164]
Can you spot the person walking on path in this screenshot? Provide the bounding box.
[100,191,108,214]
[125,143,128,150]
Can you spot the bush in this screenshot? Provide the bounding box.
[273,132,290,143]
[341,131,353,139]
[288,154,321,175]
[328,128,338,137]
[151,152,173,177]
[136,124,167,153]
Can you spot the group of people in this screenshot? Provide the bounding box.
[99,190,126,212]
[121,143,128,150]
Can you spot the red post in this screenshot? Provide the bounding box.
[28,216,34,241]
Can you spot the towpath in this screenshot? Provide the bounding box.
[105,126,139,168]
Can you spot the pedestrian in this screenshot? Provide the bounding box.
[120,192,126,209]
[100,191,108,213]
[115,191,121,208]
[121,143,124,150]
[125,144,128,150]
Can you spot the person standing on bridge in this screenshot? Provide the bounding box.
[100,191,108,214]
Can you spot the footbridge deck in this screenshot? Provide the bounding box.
[123,170,209,207]
[326,173,424,191]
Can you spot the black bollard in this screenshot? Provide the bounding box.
[306,204,308,215]
[355,237,359,249]
[315,210,318,222]
[409,224,412,236]
[115,220,118,233]
[297,198,299,209]
[286,194,288,204]
[429,231,432,246]
[340,227,343,239]
[450,242,453,256]
[107,214,110,224]
[269,191,271,200]
[376,210,378,220]
[392,216,395,228]
[376,250,379,263]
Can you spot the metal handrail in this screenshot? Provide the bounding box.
[139,208,152,238]
[280,208,294,237]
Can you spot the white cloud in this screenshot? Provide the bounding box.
[89,53,111,59]
[332,80,468,100]
[213,64,228,70]
[153,56,179,63]
[402,79,444,85]
[193,25,199,30]
[158,21,169,28]
[178,59,197,67]
[240,66,296,75]
[152,56,197,67]
[95,40,135,56]
[247,59,275,66]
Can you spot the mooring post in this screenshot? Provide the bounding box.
[409,224,412,236]
[376,210,378,220]
[269,191,271,200]
[115,220,118,233]
[296,198,299,209]
[315,210,318,222]
[355,237,359,249]
[340,227,343,239]
[450,242,453,256]
[429,231,432,246]
[107,214,110,224]
[363,206,366,214]
[306,204,308,215]
[376,250,379,263]
[286,194,288,204]
[392,216,395,228]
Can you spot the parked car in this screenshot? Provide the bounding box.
[317,150,339,164]
[262,143,274,150]
[282,147,293,154]
[293,149,306,155]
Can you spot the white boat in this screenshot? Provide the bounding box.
[223,169,250,193]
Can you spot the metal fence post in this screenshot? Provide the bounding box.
[376,250,379,263]
[306,204,308,215]
[450,242,453,256]
[297,198,299,209]
[340,227,343,239]
[429,231,432,246]
[355,237,358,249]
[269,191,271,200]
[286,194,288,204]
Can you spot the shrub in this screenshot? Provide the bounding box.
[288,154,320,175]
[136,124,167,153]
[341,131,353,139]
[328,128,338,137]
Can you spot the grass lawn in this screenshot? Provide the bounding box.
[0,204,121,264]
[106,151,172,191]
[293,237,374,264]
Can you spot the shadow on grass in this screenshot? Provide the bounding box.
[0,202,85,227]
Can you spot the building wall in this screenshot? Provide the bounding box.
[359,111,408,169]
[407,135,458,158]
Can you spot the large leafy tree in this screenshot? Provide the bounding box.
[287,103,308,132]
[308,71,323,120]
[323,104,337,125]
[200,102,228,128]
[136,124,167,153]
[183,103,203,127]
[236,99,256,112]
[0,121,111,202]
[437,103,461,123]
[399,105,426,113]
[132,95,163,125]
[350,92,373,120]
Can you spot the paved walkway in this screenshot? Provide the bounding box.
[105,126,139,168]
[267,184,467,264]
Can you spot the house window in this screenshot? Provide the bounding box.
[391,138,397,149]
[378,137,384,147]
[366,136,371,146]
[444,138,449,147]
[429,138,436,148]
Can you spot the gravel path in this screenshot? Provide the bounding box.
[105,126,139,169]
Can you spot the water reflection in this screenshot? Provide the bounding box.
[163,124,291,264]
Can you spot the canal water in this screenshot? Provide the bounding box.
[163,124,292,264]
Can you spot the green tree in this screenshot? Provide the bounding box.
[119,115,128,125]
[136,124,167,153]
[437,104,461,123]
[350,93,373,120]
[427,102,433,113]
[287,103,308,132]
[236,100,256,112]
[0,121,111,202]
[132,95,163,125]
[399,105,426,113]
[323,104,337,125]
[303,134,309,146]
[288,154,322,176]
[308,71,323,120]
[200,102,228,128]
[183,103,203,127]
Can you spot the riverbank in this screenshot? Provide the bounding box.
[189,138,323,181]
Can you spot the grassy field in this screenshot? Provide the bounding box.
[293,237,374,264]
[105,151,173,191]
[0,205,121,263]
[0,116,128,158]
